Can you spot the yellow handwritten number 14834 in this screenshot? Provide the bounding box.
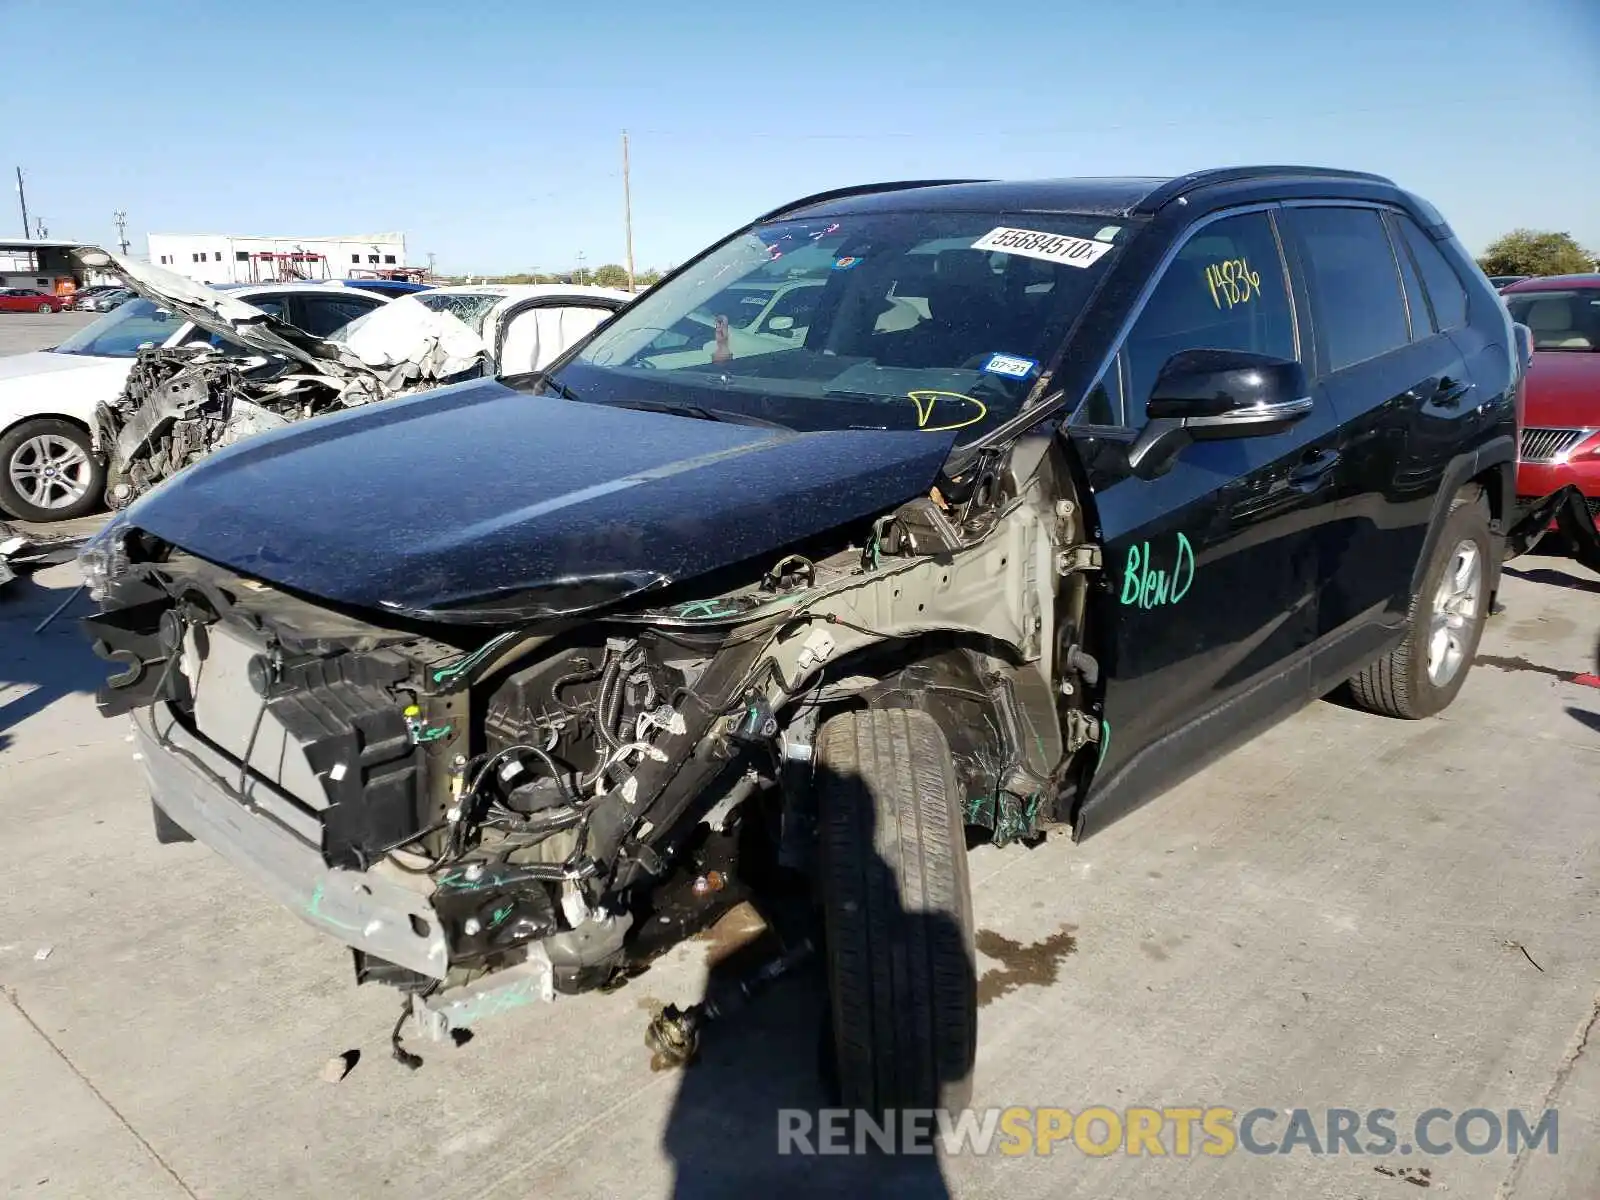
[1205,259,1261,309]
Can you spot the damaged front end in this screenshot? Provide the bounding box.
[81,435,1103,1041]
[73,247,485,509]
[93,348,377,508]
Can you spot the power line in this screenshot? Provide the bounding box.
[622,130,635,292]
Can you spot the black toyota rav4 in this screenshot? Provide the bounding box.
[80,166,1519,1111]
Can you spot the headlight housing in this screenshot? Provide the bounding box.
[76,511,132,602]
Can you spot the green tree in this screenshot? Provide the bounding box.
[590,263,631,288]
[1477,229,1595,278]
[638,268,663,286]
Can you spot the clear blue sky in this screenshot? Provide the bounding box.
[4,0,1596,274]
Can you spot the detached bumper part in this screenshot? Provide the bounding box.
[409,952,556,1043]
[1505,484,1600,571]
[132,704,449,978]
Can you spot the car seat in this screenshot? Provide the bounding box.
[1524,297,1593,350]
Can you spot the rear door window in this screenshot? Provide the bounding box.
[1280,207,1410,374]
[1111,210,1297,424]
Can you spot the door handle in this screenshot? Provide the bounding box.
[1432,377,1475,408]
[1289,448,1341,490]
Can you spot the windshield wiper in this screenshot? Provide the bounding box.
[506,369,581,401]
[596,398,793,430]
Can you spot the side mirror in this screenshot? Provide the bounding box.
[1127,349,1311,477]
[1512,322,1534,372]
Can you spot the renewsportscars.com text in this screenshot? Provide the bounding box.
[777,1106,1560,1158]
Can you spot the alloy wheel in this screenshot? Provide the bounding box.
[1426,538,1482,686]
[8,433,92,511]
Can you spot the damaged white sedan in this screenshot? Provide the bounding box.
[0,269,389,523]
[75,250,629,511]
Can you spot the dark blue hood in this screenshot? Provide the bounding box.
[125,380,955,621]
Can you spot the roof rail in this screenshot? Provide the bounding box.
[755,179,990,224]
[1134,165,1396,214]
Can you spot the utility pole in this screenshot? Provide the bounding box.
[15,167,30,240]
[113,210,130,255]
[577,250,586,285]
[622,130,636,293]
[33,217,46,239]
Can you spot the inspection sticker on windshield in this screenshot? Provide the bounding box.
[972,227,1114,268]
[981,352,1038,379]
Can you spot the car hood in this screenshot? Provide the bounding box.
[0,349,125,384]
[122,381,955,621]
[71,248,350,374]
[1525,352,1600,428]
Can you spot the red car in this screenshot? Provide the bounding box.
[0,287,61,313]
[1503,274,1600,525]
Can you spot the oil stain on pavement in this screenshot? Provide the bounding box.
[975,925,1078,1006]
[1475,654,1582,684]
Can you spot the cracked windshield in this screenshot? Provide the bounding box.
[555,211,1132,441]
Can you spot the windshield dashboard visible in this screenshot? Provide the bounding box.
[542,210,1139,442]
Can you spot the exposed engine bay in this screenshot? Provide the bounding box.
[93,347,395,508]
[82,433,1105,1039]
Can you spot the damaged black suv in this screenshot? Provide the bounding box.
[79,167,1519,1111]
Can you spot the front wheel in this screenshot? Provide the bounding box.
[1348,488,1492,718]
[37,301,55,314]
[0,418,106,522]
[816,707,977,1116]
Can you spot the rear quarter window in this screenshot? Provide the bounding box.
[1398,217,1469,331]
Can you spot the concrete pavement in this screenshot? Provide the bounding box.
[0,310,96,356]
[3,550,1597,1199]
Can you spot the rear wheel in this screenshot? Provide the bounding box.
[0,418,105,522]
[816,707,976,1116]
[36,301,55,313]
[1348,488,1492,718]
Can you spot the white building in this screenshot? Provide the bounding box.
[0,238,111,290]
[144,232,408,285]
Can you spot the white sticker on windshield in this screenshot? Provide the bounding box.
[981,353,1038,379]
[972,227,1115,269]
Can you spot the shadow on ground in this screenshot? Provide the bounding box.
[0,574,101,755]
[658,753,966,1198]
[1567,707,1600,737]
[1502,565,1600,596]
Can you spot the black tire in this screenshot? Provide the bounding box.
[0,418,106,523]
[37,301,55,314]
[1348,488,1492,719]
[816,707,976,1116]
